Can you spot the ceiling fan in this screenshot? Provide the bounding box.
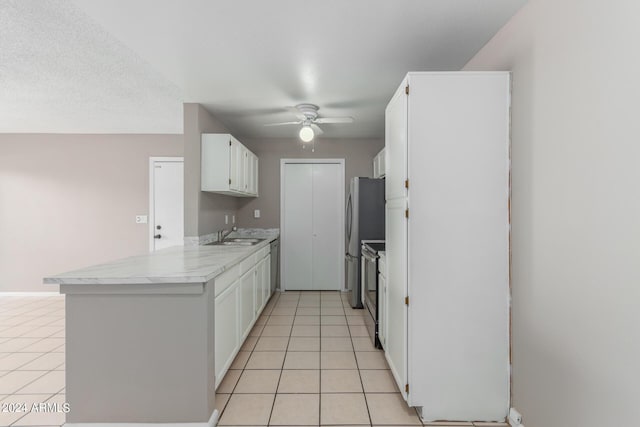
[264,104,354,142]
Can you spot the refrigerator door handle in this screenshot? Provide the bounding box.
[346,194,353,243]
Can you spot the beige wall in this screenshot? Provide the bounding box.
[237,138,383,228]
[0,134,182,292]
[183,103,239,237]
[464,1,640,425]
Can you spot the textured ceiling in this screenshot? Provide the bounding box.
[0,0,183,133]
[1,0,526,137]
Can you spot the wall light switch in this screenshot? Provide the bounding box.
[254,209,261,219]
[225,215,229,225]
[232,215,236,224]
[136,215,148,224]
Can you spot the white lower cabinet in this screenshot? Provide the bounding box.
[262,258,271,309]
[214,248,271,389]
[214,284,239,383]
[239,269,255,341]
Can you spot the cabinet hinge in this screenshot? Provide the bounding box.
[229,179,231,185]
[405,209,409,218]
[405,296,409,306]
[404,179,409,189]
[405,383,409,393]
[405,85,409,95]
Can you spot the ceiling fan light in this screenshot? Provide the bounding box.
[299,125,314,142]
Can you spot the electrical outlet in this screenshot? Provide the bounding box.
[135,215,148,224]
[254,209,261,218]
[225,215,229,224]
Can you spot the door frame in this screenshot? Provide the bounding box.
[280,158,346,292]
[149,157,184,251]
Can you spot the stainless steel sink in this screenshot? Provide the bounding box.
[206,238,265,246]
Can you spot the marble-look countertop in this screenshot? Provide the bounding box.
[44,239,272,286]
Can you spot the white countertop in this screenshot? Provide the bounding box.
[44,230,279,286]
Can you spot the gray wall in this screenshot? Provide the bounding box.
[0,134,182,292]
[464,0,640,426]
[183,103,239,237]
[237,138,383,228]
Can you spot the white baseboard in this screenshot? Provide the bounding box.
[0,291,60,297]
[64,409,219,427]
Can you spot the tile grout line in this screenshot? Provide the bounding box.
[349,303,374,427]
[267,292,294,426]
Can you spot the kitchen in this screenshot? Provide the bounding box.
[0,1,637,425]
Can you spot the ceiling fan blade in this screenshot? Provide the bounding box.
[315,117,354,124]
[264,121,301,127]
[285,106,307,121]
[310,124,324,136]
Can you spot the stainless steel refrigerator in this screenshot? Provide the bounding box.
[346,177,385,308]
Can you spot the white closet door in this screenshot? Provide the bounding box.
[282,164,313,290]
[311,163,342,290]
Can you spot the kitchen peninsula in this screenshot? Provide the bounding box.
[44,231,278,426]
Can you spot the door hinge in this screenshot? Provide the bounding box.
[229,179,231,185]
[405,85,409,95]
[405,383,409,393]
[404,179,409,189]
[229,140,232,146]
[405,296,409,306]
[405,209,409,218]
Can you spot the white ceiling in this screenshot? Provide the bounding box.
[2,0,526,137]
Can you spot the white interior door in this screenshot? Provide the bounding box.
[281,161,344,291]
[151,158,184,251]
[282,163,313,290]
[311,163,342,290]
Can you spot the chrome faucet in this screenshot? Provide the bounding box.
[217,226,237,242]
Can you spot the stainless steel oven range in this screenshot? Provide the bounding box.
[361,240,385,349]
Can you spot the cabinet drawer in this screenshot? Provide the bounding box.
[215,264,240,297]
[258,246,269,259]
[239,254,257,275]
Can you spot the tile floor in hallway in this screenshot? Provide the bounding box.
[0,293,506,427]
[0,295,66,427]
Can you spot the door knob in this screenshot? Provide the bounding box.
[154,234,162,239]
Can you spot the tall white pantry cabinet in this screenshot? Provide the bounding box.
[385,72,511,422]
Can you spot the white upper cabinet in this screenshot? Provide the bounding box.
[373,147,386,178]
[201,133,259,197]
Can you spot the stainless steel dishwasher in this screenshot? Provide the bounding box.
[270,238,280,293]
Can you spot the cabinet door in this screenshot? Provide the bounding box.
[247,153,258,196]
[263,254,271,305]
[385,197,408,400]
[215,282,239,388]
[378,272,386,348]
[253,154,259,196]
[385,81,408,201]
[255,260,264,314]
[240,148,248,193]
[239,268,255,339]
[229,139,242,191]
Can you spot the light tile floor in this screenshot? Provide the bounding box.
[0,295,66,427]
[216,291,506,427]
[0,293,508,427]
